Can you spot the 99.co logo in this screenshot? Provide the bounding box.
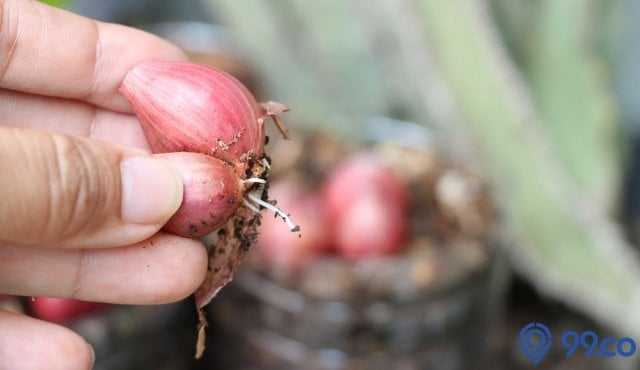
[519,322,636,366]
[561,330,636,358]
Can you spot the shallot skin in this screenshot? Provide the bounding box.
[120,61,265,167]
[157,152,244,237]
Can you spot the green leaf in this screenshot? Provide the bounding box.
[39,0,69,8]
[415,0,640,336]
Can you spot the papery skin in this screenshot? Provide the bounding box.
[120,61,265,169]
[157,152,244,237]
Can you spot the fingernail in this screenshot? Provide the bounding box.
[88,343,96,368]
[121,156,183,224]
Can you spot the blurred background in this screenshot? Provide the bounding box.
[8,0,640,369]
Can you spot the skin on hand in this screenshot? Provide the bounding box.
[0,1,209,368]
[0,310,95,370]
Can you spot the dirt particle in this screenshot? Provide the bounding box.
[229,131,242,145]
[216,138,229,151]
[188,225,198,236]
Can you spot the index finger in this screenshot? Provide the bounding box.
[0,0,187,112]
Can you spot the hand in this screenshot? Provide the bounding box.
[0,1,208,369]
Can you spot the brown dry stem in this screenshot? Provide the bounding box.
[193,157,269,359]
[259,101,291,140]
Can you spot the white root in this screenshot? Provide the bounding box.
[262,157,271,170]
[245,192,300,233]
[243,177,267,185]
[242,198,262,213]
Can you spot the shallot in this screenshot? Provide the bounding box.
[119,60,296,358]
[156,152,244,237]
[323,152,409,259]
[120,61,295,238]
[29,297,107,324]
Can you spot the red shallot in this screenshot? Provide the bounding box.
[119,60,296,358]
[323,152,409,259]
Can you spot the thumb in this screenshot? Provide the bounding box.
[0,127,183,248]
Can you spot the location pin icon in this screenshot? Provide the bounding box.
[519,322,552,365]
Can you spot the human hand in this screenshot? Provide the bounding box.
[0,1,208,369]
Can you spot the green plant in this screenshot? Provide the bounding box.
[204,0,640,337]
